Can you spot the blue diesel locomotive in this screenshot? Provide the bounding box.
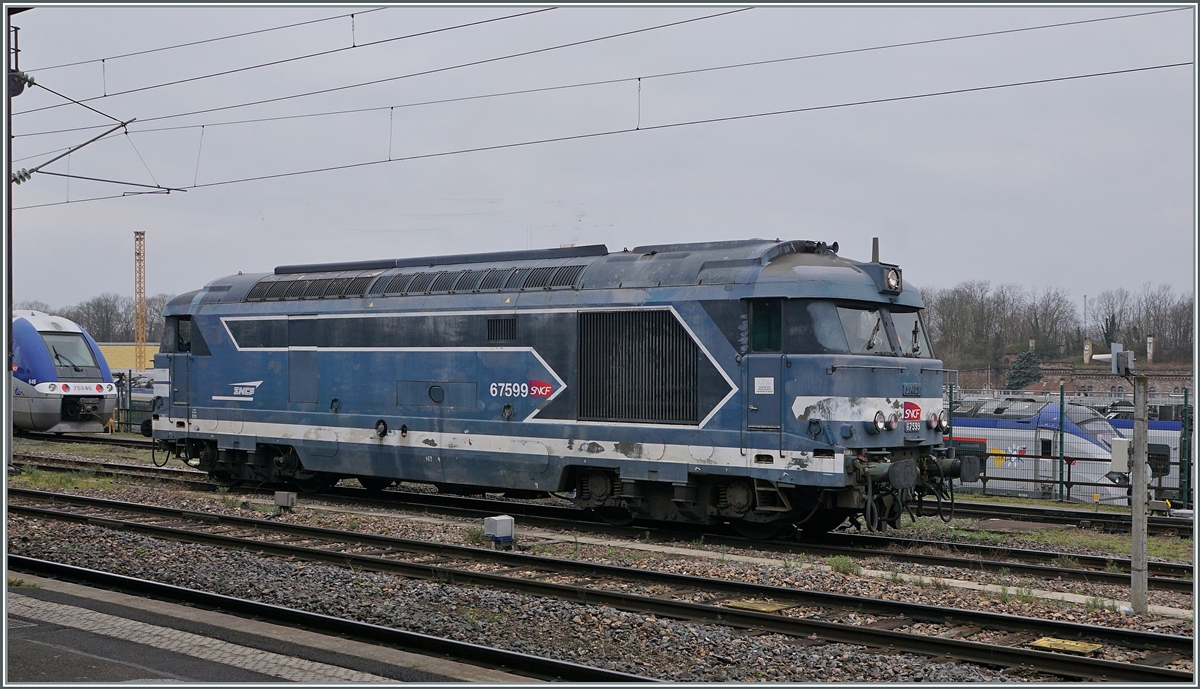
[152,239,979,535]
[12,310,118,433]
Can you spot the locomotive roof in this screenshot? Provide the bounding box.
[186,239,924,308]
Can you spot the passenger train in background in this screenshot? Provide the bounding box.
[949,398,1185,503]
[11,310,118,433]
[152,239,979,537]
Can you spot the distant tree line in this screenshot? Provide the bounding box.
[16,293,175,344]
[920,281,1193,374]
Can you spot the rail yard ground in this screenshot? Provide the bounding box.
[6,435,1195,681]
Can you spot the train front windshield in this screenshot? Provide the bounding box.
[41,332,98,369]
[1066,405,1118,449]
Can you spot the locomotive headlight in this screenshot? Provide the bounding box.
[938,412,950,432]
[927,411,941,430]
[48,383,57,391]
[885,412,899,431]
[873,412,892,434]
[885,268,902,292]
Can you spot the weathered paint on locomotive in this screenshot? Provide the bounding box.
[11,310,117,433]
[153,239,965,530]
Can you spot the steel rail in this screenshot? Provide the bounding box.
[931,501,1193,538]
[12,458,1191,589]
[9,491,1193,663]
[824,532,1194,580]
[15,431,153,450]
[4,555,657,682]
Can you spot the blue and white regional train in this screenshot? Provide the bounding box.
[152,239,979,535]
[11,310,118,433]
[949,398,1127,502]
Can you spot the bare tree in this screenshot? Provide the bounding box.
[60,293,131,343]
[146,293,174,344]
[14,300,53,313]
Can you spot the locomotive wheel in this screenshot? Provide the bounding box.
[292,472,336,494]
[209,471,241,487]
[358,477,393,492]
[731,519,785,541]
[594,506,635,526]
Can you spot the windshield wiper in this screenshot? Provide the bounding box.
[910,321,922,355]
[865,318,882,351]
[52,346,84,372]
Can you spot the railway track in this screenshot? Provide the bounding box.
[18,433,1195,538]
[15,431,153,451]
[8,489,1191,681]
[5,555,653,682]
[928,501,1194,538]
[11,455,1193,591]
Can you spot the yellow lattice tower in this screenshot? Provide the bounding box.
[134,231,146,371]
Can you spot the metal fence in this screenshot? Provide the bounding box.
[110,370,154,435]
[946,381,1193,509]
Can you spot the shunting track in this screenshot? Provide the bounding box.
[16,433,1195,538]
[11,455,1194,592]
[8,488,1193,681]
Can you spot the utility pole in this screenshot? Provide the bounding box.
[134,231,146,371]
[1131,374,1149,614]
[7,10,33,472]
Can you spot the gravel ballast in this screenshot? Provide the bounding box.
[8,516,1013,682]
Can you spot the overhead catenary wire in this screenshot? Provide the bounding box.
[27,7,389,72]
[13,7,752,125]
[13,5,1188,141]
[14,7,557,116]
[14,60,1190,211]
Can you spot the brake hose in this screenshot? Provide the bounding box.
[864,472,880,532]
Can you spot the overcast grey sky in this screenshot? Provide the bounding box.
[6,4,1196,309]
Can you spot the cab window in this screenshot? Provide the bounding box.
[889,309,932,358]
[750,299,781,352]
[837,306,886,354]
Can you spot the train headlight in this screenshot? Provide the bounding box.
[49,383,57,391]
[884,268,902,292]
[869,410,886,434]
[938,412,950,432]
[885,412,899,431]
[927,411,940,430]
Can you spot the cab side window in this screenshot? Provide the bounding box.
[750,299,782,352]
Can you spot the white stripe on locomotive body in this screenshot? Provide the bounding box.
[791,396,943,421]
[216,304,739,430]
[153,416,848,476]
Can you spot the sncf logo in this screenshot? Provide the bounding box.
[233,381,263,396]
[902,401,922,421]
[529,380,553,397]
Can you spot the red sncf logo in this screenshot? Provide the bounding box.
[529,380,553,397]
[903,401,922,420]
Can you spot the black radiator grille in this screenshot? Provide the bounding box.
[487,317,517,341]
[579,310,699,424]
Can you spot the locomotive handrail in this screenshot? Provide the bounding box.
[826,364,905,373]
